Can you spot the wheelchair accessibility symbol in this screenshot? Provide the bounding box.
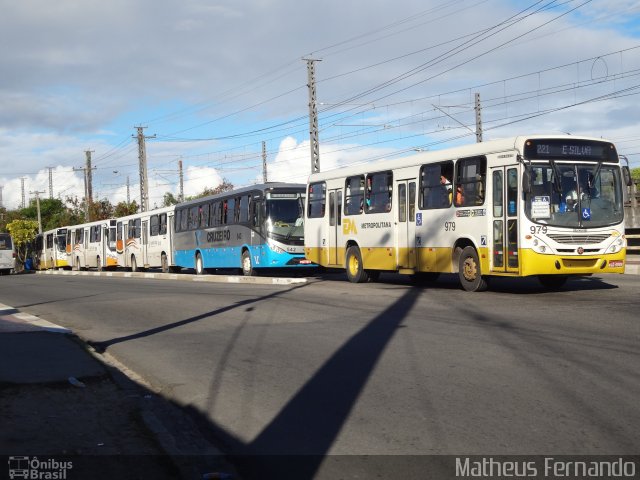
[581,208,591,220]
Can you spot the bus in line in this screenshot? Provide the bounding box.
[116,206,175,272]
[66,219,118,270]
[0,233,16,275]
[35,227,69,270]
[173,183,313,275]
[304,134,629,291]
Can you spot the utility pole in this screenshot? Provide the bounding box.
[21,178,26,209]
[0,185,3,209]
[304,58,321,173]
[475,92,483,143]
[29,190,45,234]
[48,167,54,199]
[134,126,156,212]
[73,160,96,221]
[262,141,268,183]
[126,176,130,204]
[85,150,95,200]
[178,158,184,202]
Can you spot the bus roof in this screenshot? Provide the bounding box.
[175,182,306,209]
[307,134,614,182]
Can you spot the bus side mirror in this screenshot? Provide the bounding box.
[622,166,632,187]
[522,168,531,194]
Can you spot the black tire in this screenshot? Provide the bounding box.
[458,246,488,292]
[195,252,205,275]
[241,250,255,276]
[161,253,169,274]
[538,275,568,290]
[131,255,138,272]
[345,246,370,283]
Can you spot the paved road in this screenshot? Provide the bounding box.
[1,272,638,475]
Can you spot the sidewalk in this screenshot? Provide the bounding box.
[0,303,236,480]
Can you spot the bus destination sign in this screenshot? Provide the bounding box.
[524,139,618,162]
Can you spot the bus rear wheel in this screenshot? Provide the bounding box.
[241,250,255,276]
[195,252,204,275]
[345,246,369,283]
[458,246,488,292]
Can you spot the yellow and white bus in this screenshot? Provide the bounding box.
[35,227,70,270]
[66,219,118,270]
[304,135,629,291]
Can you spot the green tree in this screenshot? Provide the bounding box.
[114,200,139,218]
[162,192,179,207]
[6,219,39,268]
[20,198,69,231]
[89,199,115,220]
[631,167,640,185]
[186,178,235,200]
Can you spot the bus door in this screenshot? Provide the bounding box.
[141,220,149,266]
[328,188,342,266]
[490,165,519,273]
[395,179,417,269]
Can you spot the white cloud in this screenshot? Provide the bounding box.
[1,0,639,205]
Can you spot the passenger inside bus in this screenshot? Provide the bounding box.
[441,175,452,205]
[455,184,464,206]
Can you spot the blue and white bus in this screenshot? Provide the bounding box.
[173,183,314,275]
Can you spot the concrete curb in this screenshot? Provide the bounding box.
[35,269,308,285]
[625,262,640,275]
[0,302,72,333]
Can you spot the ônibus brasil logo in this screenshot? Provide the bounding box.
[8,456,73,479]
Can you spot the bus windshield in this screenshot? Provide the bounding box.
[0,234,12,250]
[266,198,304,242]
[524,162,624,228]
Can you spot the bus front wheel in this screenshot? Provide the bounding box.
[241,250,255,276]
[345,246,370,283]
[458,246,488,292]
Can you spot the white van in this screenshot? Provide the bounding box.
[0,233,16,274]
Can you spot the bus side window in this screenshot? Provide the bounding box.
[150,215,159,236]
[365,171,392,213]
[455,156,486,207]
[344,175,364,215]
[159,214,167,235]
[308,182,326,218]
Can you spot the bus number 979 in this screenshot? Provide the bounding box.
[530,225,548,235]
[445,221,455,232]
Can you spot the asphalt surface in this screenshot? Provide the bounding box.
[1,270,639,479]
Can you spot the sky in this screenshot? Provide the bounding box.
[1,0,639,210]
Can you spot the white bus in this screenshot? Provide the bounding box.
[35,227,69,270]
[304,135,629,291]
[66,219,118,270]
[116,206,175,272]
[0,233,16,274]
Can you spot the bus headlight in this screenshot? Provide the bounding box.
[606,236,625,254]
[530,237,552,254]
